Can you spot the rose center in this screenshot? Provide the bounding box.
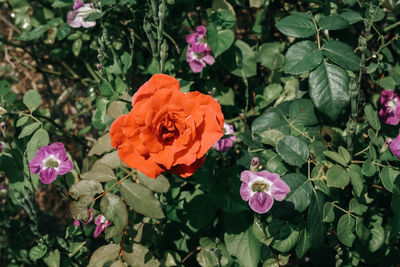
[157,117,179,145]
[251,182,269,193]
[44,157,60,169]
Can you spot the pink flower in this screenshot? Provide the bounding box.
[94,214,111,238]
[379,90,400,125]
[186,26,215,73]
[390,132,400,160]
[29,142,74,184]
[213,123,237,152]
[67,0,99,28]
[240,170,290,214]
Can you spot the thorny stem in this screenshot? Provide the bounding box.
[94,170,136,201]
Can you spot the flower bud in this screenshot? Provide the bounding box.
[250,157,260,172]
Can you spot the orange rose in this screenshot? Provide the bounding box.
[110,74,224,178]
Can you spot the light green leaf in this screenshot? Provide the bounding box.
[88,134,113,156]
[225,227,260,267]
[284,41,323,74]
[340,11,363,24]
[309,61,350,120]
[368,226,385,252]
[137,171,170,193]
[322,40,361,71]
[88,244,120,267]
[348,164,363,197]
[23,89,41,112]
[119,179,164,219]
[380,166,400,193]
[251,110,289,134]
[323,151,348,167]
[276,13,316,38]
[100,193,128,239]
[81,163,115,182]
[272,225,300,253]
[207,27,235,57]
[122,243,160,267]
[326,164,350,188]
[27,129,49,162]
[43,249,60,267]
[276,136,309,167]
[16,116,29,127]
[230,40,257,78]
[72,38,83,57]
[69,180,103,200]
[322,202,335,222]
[29,244,48,261]
[18,122,40,139]
[364,104,381,130]
[337,214,356,247]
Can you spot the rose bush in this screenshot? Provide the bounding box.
[110,73,224,178]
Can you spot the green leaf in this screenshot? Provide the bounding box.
[43,249,60,267]
[276,136,309,167]
[100,193,128,239]
[306,191,325,245]
[272,225,300,253]
[122,243,160,267]
[368,226,385,252]
[337,214,356,247]
[23,89,41,112]
[30,244,48,261]
[380,166,400,193]
[99,80,114,97]
[88,134,113,156]
[364,104,381,130]
[348,164,363,197]
[356,217,370,242]
[295,229,311,259]
[326,164,350,188]
[362,158,376,177]
[289,99,318,126]
[284,41,323,74]
[230,40,257,78]
[88,244,120,267]
[197,248,220,267]
[137,172,170,193]
[119,179,164,219]
[69,180,103,200]
[276,13,316,38]
[18,25,50,41]
[186,194,216,230]
[81,163,115,182]
[209,10,236,29]
[340,11,363,24]
[251,110,289,134]
[225,227,260,267]
[338,146,351,163]
[27,129,49,161]
[257,42,284,70]
[255,84,283,109]
[318,15,349,30]
[323,151,348,167]
[0,80,11,97]
[309,61,350,120]
[322,202,335,222]
[16,116,29,127]
[349,198,367,216]
[322,40,361,71]
[18,122,40,139]
[281,173,313,212]
[72,38,83,57]
[56,23,70,40]
[258,129,284,146]
[207,27,235,57]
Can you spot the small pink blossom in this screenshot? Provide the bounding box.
[379,90,400,125]
[390,132,400,160]
[213,123,237,152]
[67,0,99,29]
[240,170,290,214]
[186,26,215,73]
[29,142,73,184]
[73,207,94,226]
[94,214,111,238]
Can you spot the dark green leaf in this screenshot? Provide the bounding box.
[276,14,316,38]
[284,41,323,74]
[348,164,363,197]
[322,202,335,222]
[122,243,160,267]
[295,229,311,258]
[257,42,284,70]
[309,61,350,120]
[70,180,103,200]
[207,27,235,57]
[364,104,381,130]
[251,110,289,134]
[99,80,114,97]
[81,163,115,182]
[289,99,318,126]
[306,191,325,245]
[362,158,376,177]
[323,151,348,167]
[272,225,300,253]
[322,40,361,71]
[349,198,367,216]
[281,173,313,212]
[137,171,170,193]
[56,23,70,40]
[368,226,385,252]
[18,25,50,41]
[276,136,309,166]
[27,129,49,161]
[340,11,363,24]
[30,244,48,261]
[119,179,164,219]
[230,40,257,78]
[72,39,83,57]
[43,249,60,267]
[318,15,349,30]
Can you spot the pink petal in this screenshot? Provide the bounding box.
[240,183,252,201]
[249,192,274,214]
[58,157,74,175]
[390,133,400,160]
[39,168,58,184]
[270,178,290,201]
[189,59,205,73]
[240,170,258,184]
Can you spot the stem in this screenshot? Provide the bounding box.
[93,170,136,201]
[312,18,321,50]
[331,202,357,219]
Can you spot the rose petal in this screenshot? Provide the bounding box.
[249,191,274,214]
[170,156,205,178]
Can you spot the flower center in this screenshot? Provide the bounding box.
[157,116,179,145]
[388,99,397,111]
[252,182,269,193]
[44,156,60,169]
